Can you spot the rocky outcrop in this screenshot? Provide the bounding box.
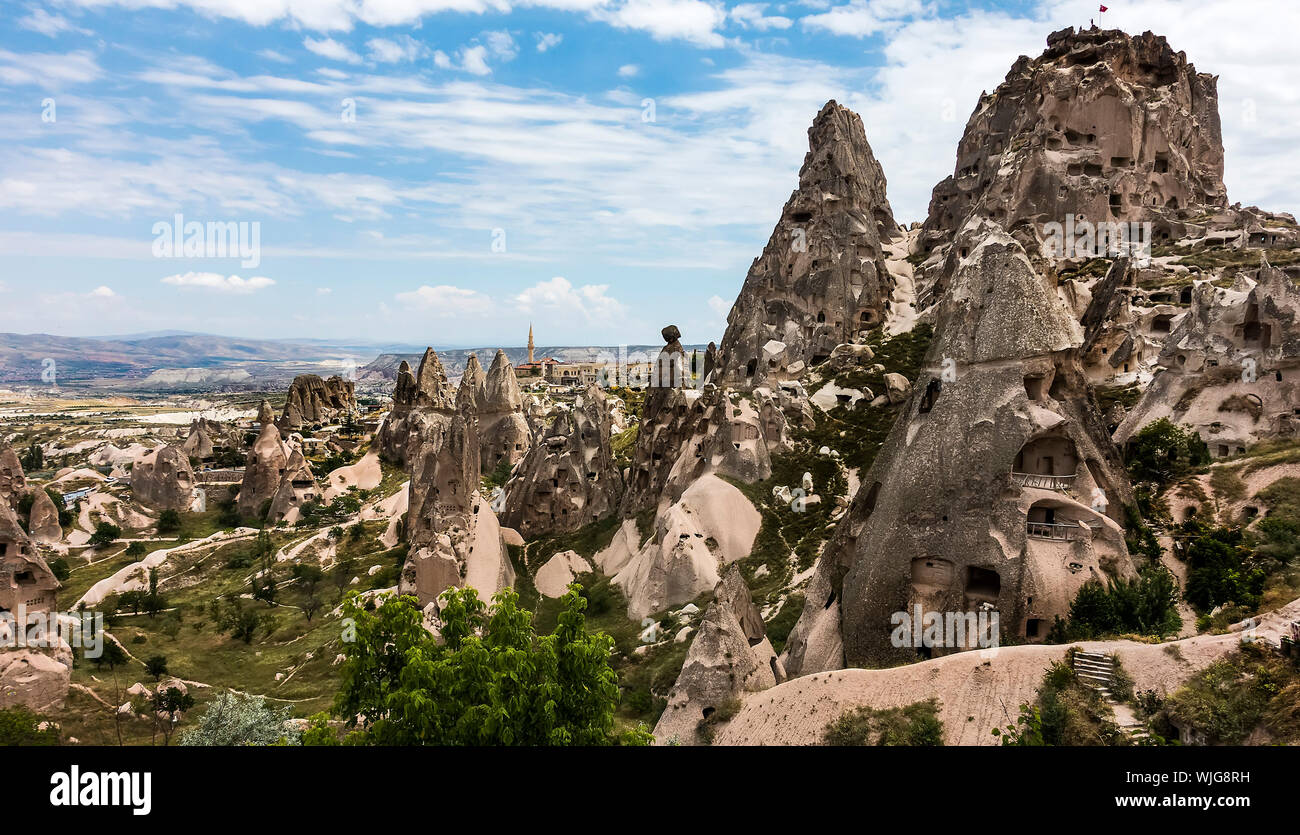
[786,222,1137,669]
[267,449,318,524]
[1116,260,1300,452]
[181,419,215,460]
[376,349,457,467]
[534,550,592,598]
[454,350,532,475]
[652,565,785,744]
[0,504,59,613]
[237,401,291,519]
[500,383,622,539]
[401,413,514,607]
[621,383,793,516]
[27,487,62,544]
[0,649,69,712]
[279,374,357,431]
[131,445,196,512]
[0,445,25,511]
[477,350,532,474]
[605,474,761,619]
[715,101,898,388]
[920,27,1227,261]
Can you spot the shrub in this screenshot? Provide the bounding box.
[824,698,944,746]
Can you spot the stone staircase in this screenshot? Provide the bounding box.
[1071,650,1149,741]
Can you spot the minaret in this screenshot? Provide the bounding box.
[527,323,535,364]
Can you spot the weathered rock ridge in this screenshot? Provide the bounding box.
[716,101,899,388]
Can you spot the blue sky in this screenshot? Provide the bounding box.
[1,0,1297,347]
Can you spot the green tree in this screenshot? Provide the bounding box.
[88,521,122,547]
[157,509,182,534]
[327,586,647,746]
[19,443,43,472]
[152,687,195,746]
[91,638,129,671]
[180,692,301,746]
[145,655,169,681]
[143,567,167,618]
[0,706,60,745]
[1126,418,1210,488]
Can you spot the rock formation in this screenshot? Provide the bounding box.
[652,565,785,744]
[401,413,514,607]
[500,383,622,539]
[0,444,26,511]
[279,374,357,431]
[920,27,1227,263]
[604,474,761,619]
[785,222,1137,671]
[237,401,291,519]
[0,649,70,712]
[0,504,59,614]
[181,419,216,460]
[267,449,318,524]
[131,445,196,512]
[376,349,457,467]
[1116,260,1300,452]
[715,101,899,387]
[476,350,532,474]
[27,487,62,544]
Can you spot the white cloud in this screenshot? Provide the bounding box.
[592,0,730,48]
[802,0,924,37]
[535,32,564,52]
[433,50,454,69]
[617,63,640,77]
[459,45,492,76]
[303,37,362,65]
[484,30,519,61]
[317,287,333,294]
[257,49,293,63]
[394,284,492,315]
[367,36,427,64]
[0,48,100,86]
[18,9,89,37]
[515,276,626,320]
[729,3,793,30]
[161,272,275,293]
[89,285,116,298]
[707,294,730,318]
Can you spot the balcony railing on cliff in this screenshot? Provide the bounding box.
[1010,471,1077,491]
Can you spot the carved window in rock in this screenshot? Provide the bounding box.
[919,379,942,414]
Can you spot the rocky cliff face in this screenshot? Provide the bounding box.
[652,565,784,744]
[1116,260,1300,452]
[715,101,899,388]
[0,504,58,614]
[786,223,1137,669]
[921,27,1227,262]
[27,487,62,545]
[401,412,514,606]
[477,350,532,473]
[237,401,291,519]
[500,383,622,539]
[279,374,357,431]
[131,444,196,512]
[376,349,457,467]
[267,449,318,524]
[0,445,25,511]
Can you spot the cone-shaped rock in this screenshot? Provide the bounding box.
[715,100,898,387]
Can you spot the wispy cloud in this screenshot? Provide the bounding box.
[161,273,275,293]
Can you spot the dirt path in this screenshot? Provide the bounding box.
[711,596,1300,746]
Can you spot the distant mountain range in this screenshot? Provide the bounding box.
[0,331,710,392]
